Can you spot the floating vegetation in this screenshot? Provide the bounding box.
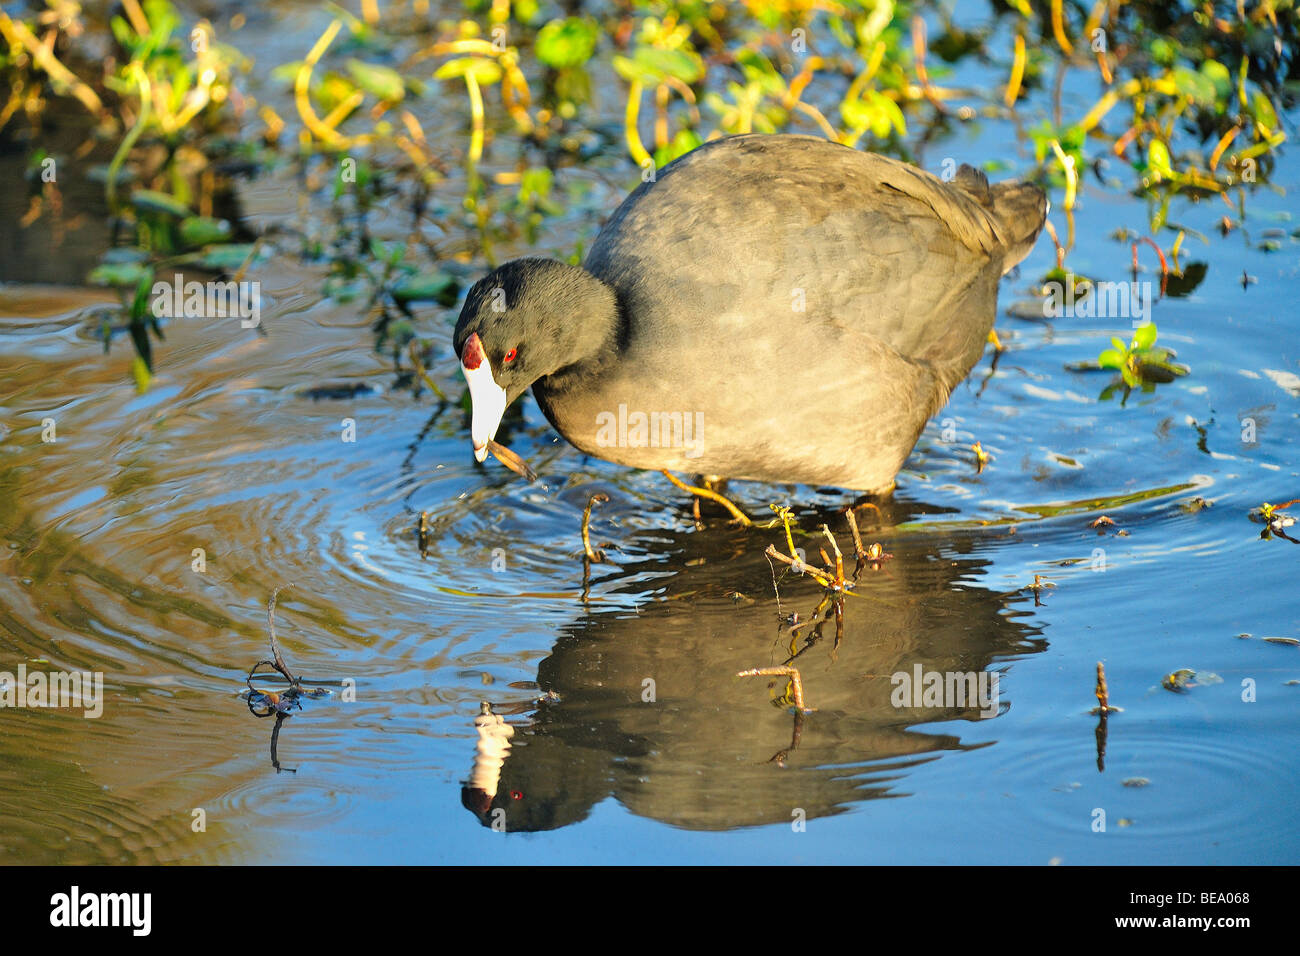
[1249,499,1300,541]
[1028,573,1056,606]
[3,0,1293,391]
[1066,323,1191,405]
[1095,324,1190,388]
[1161,667,1200,692]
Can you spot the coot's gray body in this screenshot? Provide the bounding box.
[455,134,1047,493]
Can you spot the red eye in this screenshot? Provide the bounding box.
[503,348,517,364]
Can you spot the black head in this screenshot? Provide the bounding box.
[452,258,618,404]
[452,258,619,462]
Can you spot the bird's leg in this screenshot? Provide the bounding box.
[661,470,751,527]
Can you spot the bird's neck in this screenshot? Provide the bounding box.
[535,263,625,392]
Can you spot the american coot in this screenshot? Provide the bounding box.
[454,134,1047,494]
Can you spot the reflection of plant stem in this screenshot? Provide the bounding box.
[270,712,296,773]
[1095,709,1108,772]
[407,341,448,401]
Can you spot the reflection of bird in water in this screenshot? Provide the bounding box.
[460,506,1046,833]
[462,702,515,823]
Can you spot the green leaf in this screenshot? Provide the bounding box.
[1201,60,1232,98]
[1097,348,1126,370]
[179,243,266,273]
[1120,363,1141,388]
[434,57,502,85]
[1171,67,1216,104]
[88,262,152,288]
[179,216,232,248]
[1252,91,1278,132]
[617,46,702,85]
[391,272,460,306]
[1149,37,1177,67]
[1110,337,1126,352]
[1132,322,1157,352]
[535,17,598,69]
[654,128,703,166]
[1147,140,1173,180]
[841,90,906,139]
[130,189,192,218]
[346,59,405,102]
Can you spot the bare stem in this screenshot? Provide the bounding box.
[582,493,608,562]
[764,545,834,589]
[821,524,844,583]
[737,665,813,712]
[846,508,866,559]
